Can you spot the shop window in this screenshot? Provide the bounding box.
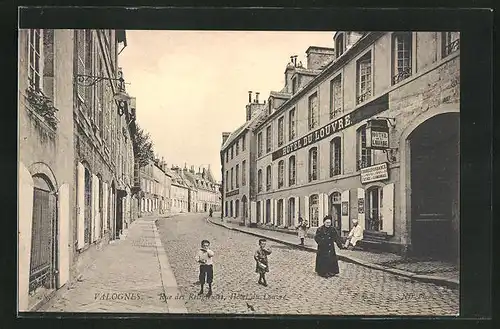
[366,187,383,231]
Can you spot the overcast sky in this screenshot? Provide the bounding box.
[119,30,334,181]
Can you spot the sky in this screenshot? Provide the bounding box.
[119,30,335,182]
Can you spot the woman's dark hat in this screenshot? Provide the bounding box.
[323,215,333,222]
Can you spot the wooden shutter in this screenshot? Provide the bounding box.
[341,190,350,232]
[57,183,70,288]
[357,187,365,230]
[250,201,256,224]
[91,174,98,242]
[294,196,300,226]
[381,183,395,236]
[103,182,108,232]
[77,163,85,250]
[318,193,324,222]
[18,163,34,311]
[304,196,310,226]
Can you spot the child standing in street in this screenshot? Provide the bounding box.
[254,238,272,287]
[196,239,214,297]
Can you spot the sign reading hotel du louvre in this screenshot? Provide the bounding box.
[360,162,389,184]
[366,119,390,150]
[272,94,389,161]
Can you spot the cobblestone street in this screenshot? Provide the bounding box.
[157,213,459,316]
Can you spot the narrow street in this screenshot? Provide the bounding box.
[157,213,459,315]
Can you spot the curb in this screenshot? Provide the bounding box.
[152,221,188,314]
[207,218,459,289]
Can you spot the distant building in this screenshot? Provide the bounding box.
[167,166,190,213]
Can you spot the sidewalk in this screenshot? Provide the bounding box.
[208,216,459,289]
[40,218,187,313]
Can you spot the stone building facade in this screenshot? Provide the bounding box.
[18,29,137,311]
[167,167,190,214]
[252,31,460,261]
[220,92,267,226]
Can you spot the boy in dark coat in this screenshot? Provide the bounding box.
[254,238,272,286]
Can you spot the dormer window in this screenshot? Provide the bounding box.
[268,98,273,114]
[335,33,345,58]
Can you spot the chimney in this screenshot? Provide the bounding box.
[191,165,195,173]
[222,132,231,145]
[248,91,252,103]
[255,92,260,103]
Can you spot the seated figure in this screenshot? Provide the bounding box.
[344,219,364,250]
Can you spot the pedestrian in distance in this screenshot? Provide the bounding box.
[209,207,213,217]
[254,238,272,287]
[295,216,309,246]
[314,215,345,278]
[196,239,214,297]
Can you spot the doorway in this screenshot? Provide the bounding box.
[29,175,57,296]
[409,113,459,260]
[116,192,123,239]
[265,199,271,224]
[257,201,262,223]
[242,196,248,224]
[366,187,382,231]
[329,192,341,231]
[277,199,284,226]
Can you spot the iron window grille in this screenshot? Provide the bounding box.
[443,32,460,57]
[392,33,412,85]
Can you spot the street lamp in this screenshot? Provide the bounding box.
[74,67,131,117]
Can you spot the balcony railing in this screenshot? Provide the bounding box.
[444,39,460,57]
[357,89,372,104]
[392,66,412,85]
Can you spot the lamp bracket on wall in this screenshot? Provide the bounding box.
[383,148,398,163]
[74,74,131,88]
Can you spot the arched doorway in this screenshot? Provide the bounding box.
[409,113,459,260]
[29,174,57,295]
[241,195,248,224]
[328,192,342,231]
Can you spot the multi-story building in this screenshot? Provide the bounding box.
[220,92,267,225]
[18,29,137,311]
[253,31,459,261]
[167,166,190,213]
[183,165,220,213]
[138,159,171,216]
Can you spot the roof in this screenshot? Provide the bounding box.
[294,68,322,76]
[270,91,292,99]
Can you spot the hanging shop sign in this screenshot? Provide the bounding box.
[272,94,389,161]
[360,162,389,184]
[366,119,390,150]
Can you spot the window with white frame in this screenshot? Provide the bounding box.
[266,165,272,191]
[308,92,319,130]
[330,137,342,176]
[357,125,372,170]
[266,125,272,153]
[242,160,246,186]
[356,52,372,104]
[309,194,320,227]
[231,168,234,190]
[258,169,263,192]
[292,76,298,94]
[289,108,296,141]
[278,116,284,147]
[258,132,263,157]
[442,32,460,57]
[289,156,296,186]
[330,75,343,119]
[28,29,43,91]
[309,147,319,182]
[392,32,413,85]
[278,160,284,188]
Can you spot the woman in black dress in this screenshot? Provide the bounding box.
[314,215,344,277]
